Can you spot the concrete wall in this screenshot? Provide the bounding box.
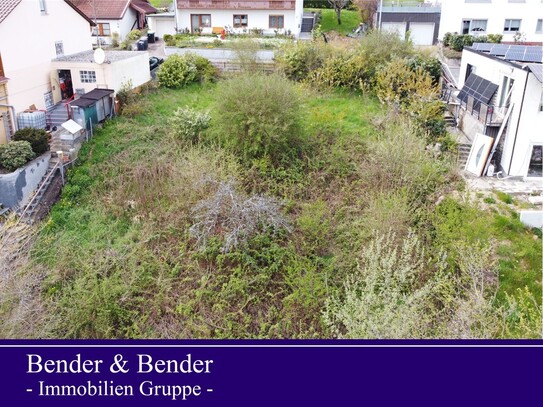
[458,49,543,178]
[176,9,299,36]
[0,152,50,209]
[439,0,543,43]
[0,0,92,113]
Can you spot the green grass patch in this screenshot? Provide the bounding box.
[308,9,361,35]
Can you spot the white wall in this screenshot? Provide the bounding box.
[51,52,150,95]
[0,0,92,113]
[458,49,543,177]
[120,8,139,39]
[176,9,298,36]
[439,0,543,43]
[107,52,151,92]
[148,14,177,38]
[93,9,140,45]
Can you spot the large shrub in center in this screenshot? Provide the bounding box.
[157,54,217,88]
[213,73,302,164]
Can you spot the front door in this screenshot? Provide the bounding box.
[191,14,211,33]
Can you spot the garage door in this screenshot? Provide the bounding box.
[381,22,407,40]
[409,23,435,46]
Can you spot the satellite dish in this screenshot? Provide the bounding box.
[93,47,105,64]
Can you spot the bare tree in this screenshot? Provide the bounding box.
[328,0,350,25]
[353,0,379,28]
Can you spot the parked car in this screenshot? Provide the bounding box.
[149,56,164,71]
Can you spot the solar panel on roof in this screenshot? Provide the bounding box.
[472,42,493,51]
[489,44,509,56]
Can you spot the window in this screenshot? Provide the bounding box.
[499,76,514,107]
[92,23,111,36]
[465,64,476,82]
[527,145,542,177]
[80,70,96,83]
[269,15,284,29]
[55,41,64,57]
[39,0,47,13]
[462,19,487,34]
[233,15,248,28]
[536,19,542,33]
[0,53,4,78]
[504,19,521,32]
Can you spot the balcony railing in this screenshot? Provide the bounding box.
[179,0,295,9]
[460,95,506,126]
[381,1,441,12]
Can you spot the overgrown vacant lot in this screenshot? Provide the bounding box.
[1,35,540,338]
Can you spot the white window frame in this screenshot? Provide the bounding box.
[39,0,47,14]
[233,15,248,28]
[524,143,543,179]
[462,19,487,35]
[55,41,64,57]
[80,70,97,83]
[504,19,521,32]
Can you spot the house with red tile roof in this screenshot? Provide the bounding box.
[0,0,93,143]
[70,0,157,45]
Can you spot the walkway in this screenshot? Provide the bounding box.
[164,47,275,62]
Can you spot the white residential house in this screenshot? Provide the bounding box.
[0,0,94,143]
[451,45,542,178]
[438,0,543,44]
[174,0,304,37]
[70,0,157,46]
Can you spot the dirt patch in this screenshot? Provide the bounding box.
[33,173,63,221]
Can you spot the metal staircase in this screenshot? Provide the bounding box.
[17,158,61,223]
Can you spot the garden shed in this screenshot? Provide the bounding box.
[69,88,114,130]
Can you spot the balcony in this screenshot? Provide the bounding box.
[381,1,441,13]
[459,95,506,126]
[178,0,295,9]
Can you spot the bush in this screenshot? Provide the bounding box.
[156,54,197,88]
[275,41,327,81]
[111,32,120,48]
[406,54,441,85]
[13,127,49,155]
[163,34,174,46]
[487,33,503,43]
[443,32,453,47]
[186,54,219,83]
[375,58,445,139]
[213,73,303,164]
[358,30,414,80]
[156,54,217,88]
[168,107,211,143]
[307,51,368,90]
[189,180,290,252]
[323,231,447,338]
[126,29,142,41]
[0,141,35,171]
